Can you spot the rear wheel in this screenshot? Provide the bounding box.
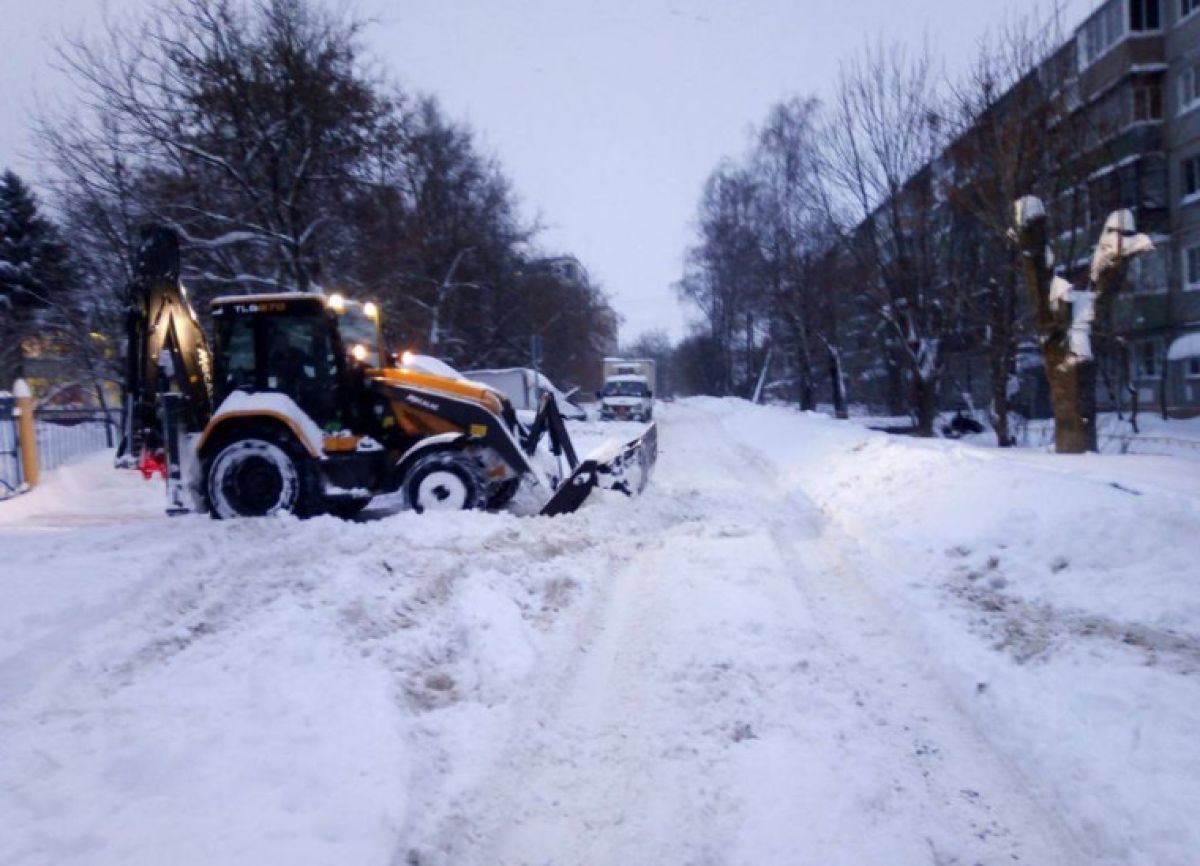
[206,435,320,519]
[403,449,489,513]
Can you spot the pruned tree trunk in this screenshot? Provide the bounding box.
[1011,197,1152,453]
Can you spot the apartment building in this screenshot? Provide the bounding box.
[835,0,1200,419]
[1068,0,1200,414]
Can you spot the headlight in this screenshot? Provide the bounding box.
[401,350,415,367]
[328,293,345,312]
[363,301,378,319]
[351,344,368,362]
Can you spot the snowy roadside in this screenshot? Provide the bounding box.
[707,398,1200,866]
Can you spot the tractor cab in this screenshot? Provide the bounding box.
[210,293,384,435]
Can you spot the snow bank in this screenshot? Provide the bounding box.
[705,397,1200,866]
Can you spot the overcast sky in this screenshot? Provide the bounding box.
[1,0,1094,342]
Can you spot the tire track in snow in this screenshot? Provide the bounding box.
[403,402,1087,866]
[715,403,1090,865]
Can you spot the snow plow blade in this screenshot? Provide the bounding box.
[540,422,658,516]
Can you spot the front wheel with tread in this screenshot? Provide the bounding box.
[403,449,489,514]
[206,435,320,519]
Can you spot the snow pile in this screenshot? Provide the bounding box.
[707,397,1200,866]
[0,448,678,866]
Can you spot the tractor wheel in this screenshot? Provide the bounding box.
[206,434,320,519]
[403,449,489,514]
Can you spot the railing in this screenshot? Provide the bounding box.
[34,408,118,474]
[0,396,21,497]
[1013,417,1200,459]
[1099,433,1200,459]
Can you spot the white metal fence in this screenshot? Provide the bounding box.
[0,404,118,499]
[35,413,117,473]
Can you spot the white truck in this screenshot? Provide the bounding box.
[598,358,656,422]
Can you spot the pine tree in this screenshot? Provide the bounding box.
[0,170,72,384]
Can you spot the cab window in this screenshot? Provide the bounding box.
[218,318,257,394]
[261,315,341,428]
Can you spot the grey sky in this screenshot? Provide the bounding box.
[1,0,1093,342]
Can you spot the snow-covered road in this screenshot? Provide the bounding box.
[420,402,1082,866]
[3,399,1197,866]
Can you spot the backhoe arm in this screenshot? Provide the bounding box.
[117,226,214,463]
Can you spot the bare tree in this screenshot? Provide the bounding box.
[37,0,610,394]
[750,97,849,415]
[677,163,766,396]
[822,40,950,435]
[941,13,1093,445]
[45,0,396,298]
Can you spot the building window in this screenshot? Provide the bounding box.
[1080,1,1126,67]
[1135,340,1163,378]
[1186,246,1200,289]
[1183,0,1200,20]
[1133,81,1164,120]
[1188,355,1200,378]
[1131,0,1161,28]
[1185,155,1200,200]
[1129,247,1167,292]
[1140,156,1168,208]
[1180,62,1200,115]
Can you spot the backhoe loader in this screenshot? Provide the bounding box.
[117,225,656,519]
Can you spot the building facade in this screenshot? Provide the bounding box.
[840,0,1200,419]
[1073,0,1200,413]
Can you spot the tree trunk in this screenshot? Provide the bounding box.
[885,357,906,416]
[990,368,1013,447]
[989,339,1017,447]
[1042,342,1098,452]
[828,345,848,419]
[913,375,938,437]
[797,346,815,411]
[794,326,816,411]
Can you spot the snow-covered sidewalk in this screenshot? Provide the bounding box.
[1,400,1197,865]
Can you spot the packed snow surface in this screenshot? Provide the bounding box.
[2,399,1198,865]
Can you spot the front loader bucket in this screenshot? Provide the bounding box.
[540,422,658,516]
